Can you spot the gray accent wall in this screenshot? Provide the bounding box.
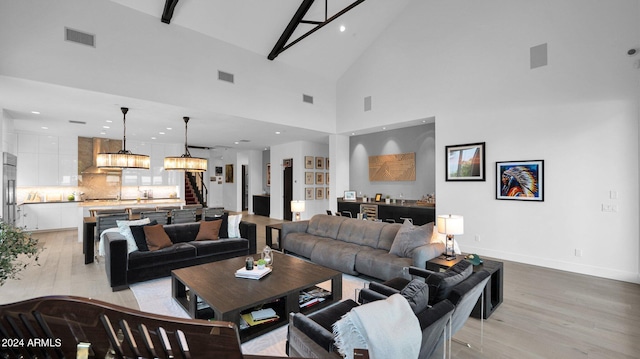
[349,123,435,201]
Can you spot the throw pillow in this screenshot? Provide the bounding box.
[129,220,158,251]
[389,221,434,257]
[426,260,473,304]
[117,218,151,254]
[143,224,173,251]
[205,212,228,238]
[400,279,430,314]
[228,214,242,238]
[196,219,222,241]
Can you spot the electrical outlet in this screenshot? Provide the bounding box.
[575,249,582,257]
[475,234,481,242]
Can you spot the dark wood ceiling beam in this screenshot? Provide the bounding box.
[161,0,180,24]
[268,0,316,60]
[268,0,366,61]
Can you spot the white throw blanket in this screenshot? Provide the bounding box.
[98,227,121,256]
[332,294,421,359]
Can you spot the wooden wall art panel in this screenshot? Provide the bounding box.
[368,152,416,181]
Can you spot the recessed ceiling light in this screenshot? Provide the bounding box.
[275,131,281,135]
[159,132,165,135]
[106,120,112,123]
[100,131,106,135]
[234,141,239,145]
[41,126,48,130]
[339,25,346,32]
[32,111,40,115]
[382,127,386,130]
[166,127,172,130]
[351,132,355,135]
[103,125,110,129]
[151,136,157,140]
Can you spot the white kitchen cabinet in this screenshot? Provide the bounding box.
[17,153,39,186]
[58,154,78,186]
[18,203,78,231]
[18,134,38,154]
[38,153,59,185]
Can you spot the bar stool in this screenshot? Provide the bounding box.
[140,211,169,225]
[171,209,197,224]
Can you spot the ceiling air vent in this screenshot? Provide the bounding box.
[303,94,314,104]
[68,120,86,124]
[364,96,372,112]
[65,27,95,47]
[218,70,234,84]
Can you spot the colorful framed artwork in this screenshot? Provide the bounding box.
[305,172,314,185]
[445,142,486,181]
[316,172,325,185]
[316,187,324,200]
[305,156,314,169]
[316,156,325,169]
[305,187,314,200]
[344,190,356,201]
[496,160,544,201]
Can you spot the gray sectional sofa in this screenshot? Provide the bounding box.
[281,214,443,281]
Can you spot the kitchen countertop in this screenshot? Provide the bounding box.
[78,198,184,207]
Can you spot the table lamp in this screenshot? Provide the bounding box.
[291,200,306,221]
[437,214,463,260]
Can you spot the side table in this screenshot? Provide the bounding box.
[265,223,283,251]
[426,255,504,319]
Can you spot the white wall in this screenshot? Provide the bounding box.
[337,0,640,282]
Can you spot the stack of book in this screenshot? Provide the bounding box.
[299,287,331,309]
[239,308,280,330]
[235,266,272,280]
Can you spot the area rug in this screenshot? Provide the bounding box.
[130,274,368,356]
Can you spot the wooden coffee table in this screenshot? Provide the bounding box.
[171,252,342,342]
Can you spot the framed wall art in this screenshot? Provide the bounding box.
[305,172,314,185]
[445,142,486,181]
[496,160,544,201]
[325,187,330,199]
[316,187,324,200]
[266,163,271,187]
[316,156,325,169]
[344,190,356,201]
[316,172,325,185]
[225,164,234,183]
[305,187,314,200]
[305,156,314,169]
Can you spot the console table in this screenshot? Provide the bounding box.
[337,199,435,225]
[427,255,503,319]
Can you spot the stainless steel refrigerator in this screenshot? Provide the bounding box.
[3,152,17,225]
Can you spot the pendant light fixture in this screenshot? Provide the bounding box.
[164,117,208,172]
[96,107,150,169]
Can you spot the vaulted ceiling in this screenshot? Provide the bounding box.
[1,0,412,151]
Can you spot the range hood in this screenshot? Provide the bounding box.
[81,137,123,175]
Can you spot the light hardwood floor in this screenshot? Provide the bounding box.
[1,214,639,358]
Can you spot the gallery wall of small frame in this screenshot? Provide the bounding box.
[304,155,329,200]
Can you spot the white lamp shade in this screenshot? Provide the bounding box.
[291,200,306,213]
[437,214,464,235]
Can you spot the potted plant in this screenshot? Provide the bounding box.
[385,195,391,204]
[257,258,267,270]
[0,221,41,286]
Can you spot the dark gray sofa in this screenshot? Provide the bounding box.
[281,214,443,281]
[103,221,256,291]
